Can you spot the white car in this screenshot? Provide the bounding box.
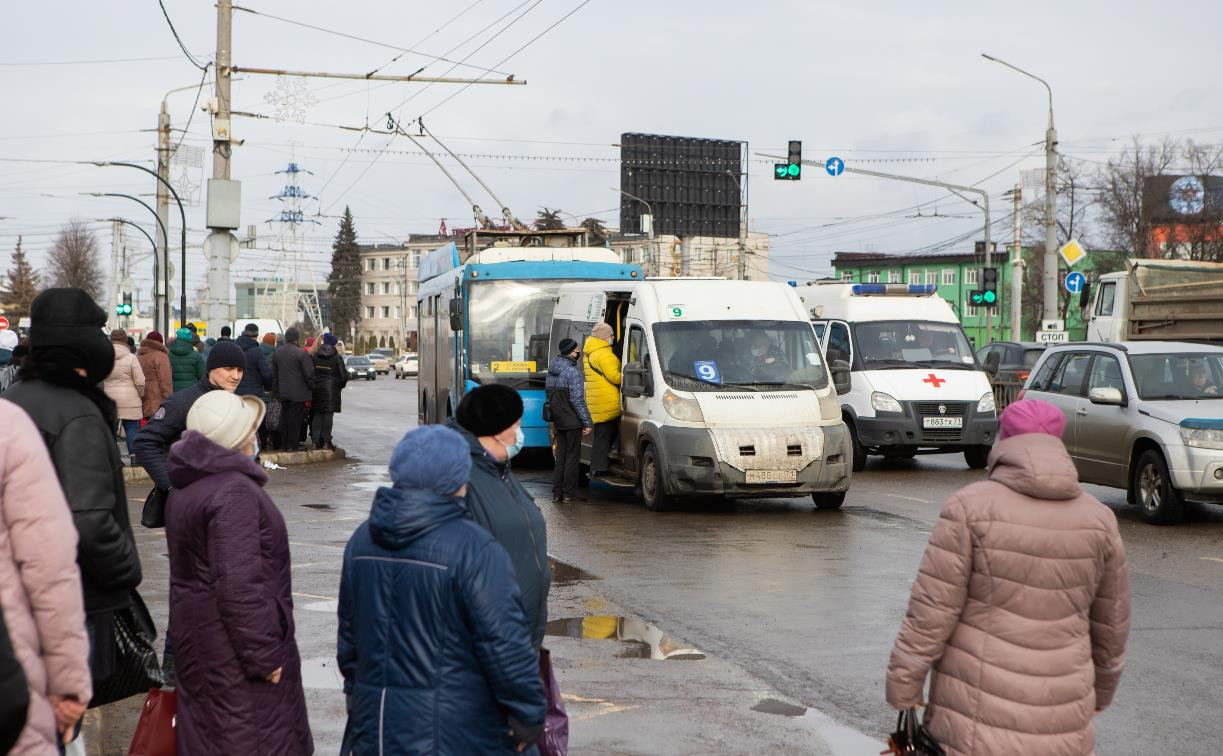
[394,353,419,379]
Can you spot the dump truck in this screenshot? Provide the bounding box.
[1084,258,1223,342]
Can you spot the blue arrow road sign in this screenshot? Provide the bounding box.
[1065,271,1086,294]
[825,156,844,176]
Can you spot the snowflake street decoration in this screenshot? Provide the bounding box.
[264,75,318,123]
[172,164,201,207]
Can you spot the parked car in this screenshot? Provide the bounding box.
[978,341,1047,385]
[1021,340,1223,524]
[371,346,396,363]
[345,355,377,381]
[366,353,390,375]
[394,353,419,379]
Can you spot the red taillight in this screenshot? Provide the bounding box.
[1017,371,1030,381]
[1016,389,1026,401]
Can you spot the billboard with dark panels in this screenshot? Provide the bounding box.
[620,133,743,238]
[1143,174,1223,223]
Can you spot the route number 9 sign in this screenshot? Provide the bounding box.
[693,360,721,384]
[665,304,685,319]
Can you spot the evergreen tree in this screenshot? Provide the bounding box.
[5,235,40,322]
[327,207,362,345]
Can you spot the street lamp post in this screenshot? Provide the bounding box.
[613,188,656,276]
[84,193,171,333]
[94,161,188,334]
[982,53,1058,329]
[724,170,749,280]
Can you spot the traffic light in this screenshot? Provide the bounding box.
[116,293,132,316]
[774,140,802,180]
[982,267,998,307]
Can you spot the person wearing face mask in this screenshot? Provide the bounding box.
[166,391,312,755]
[338,425,545,754]
[4,288,143,743]
[449,384,551,650]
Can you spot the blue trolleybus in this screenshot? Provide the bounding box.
[416,230,643,449]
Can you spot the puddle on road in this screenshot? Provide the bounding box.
[751,698,883,755]
[302,503,334,510]
[752,698,808,717]
[546,615,705,660]
[550,556,598,585]
[843,506,930,532]
[299,656,344,690]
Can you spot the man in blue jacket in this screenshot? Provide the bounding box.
[545,338,592,503]
[338,425,545,754]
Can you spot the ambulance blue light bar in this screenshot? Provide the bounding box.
[851,284,937,297]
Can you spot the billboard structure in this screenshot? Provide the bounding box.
[619,133,744,238]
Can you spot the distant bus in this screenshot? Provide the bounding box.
[416,231,643,449]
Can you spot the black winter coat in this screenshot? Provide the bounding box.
[132,377,217,492]
[272,343,314,403]
[338,485,546,755]
[446,420,550,648]
[310,344,347,413]
[5,379,142,616]
[235,334,273,398]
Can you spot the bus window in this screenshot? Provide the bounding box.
[468,279,572,386]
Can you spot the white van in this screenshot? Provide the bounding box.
[550,279,851,511]
[228,318,284,341]
[799,283,999,471]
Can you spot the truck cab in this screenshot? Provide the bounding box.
[800,282,998,471]
[1085,259,1223,343]
[549,279,852,511]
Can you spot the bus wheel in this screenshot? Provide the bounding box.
[812,491,846,510]
[640,445,672,512]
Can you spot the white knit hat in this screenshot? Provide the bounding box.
[0,329,18,351]
[186,391,266,451]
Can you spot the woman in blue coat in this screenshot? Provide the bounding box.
[166,391,313,755]
[338,425,545,755]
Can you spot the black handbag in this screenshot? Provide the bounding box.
[91,592,164,707]
[141,487,167,529]
[885,708,945,756]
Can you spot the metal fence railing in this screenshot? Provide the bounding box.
[991,379,1025,412]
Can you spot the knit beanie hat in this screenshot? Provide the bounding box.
[285,326,300,344]
[205,337,217,347]
[322,332,337,346]
[558,337,578,355]
[145,330,164,344]
[456,384,524,437]
[0,330,18,351]
[243,322,259,336]
[206,340,245,372]
[110,328,127,343]
[29,288,114,383]
[997,398,1066,442]
[176,327,192,341]
[591,322,614,342]
[262,332,277,346]
[186,391,265,450]
[389,426,471,496]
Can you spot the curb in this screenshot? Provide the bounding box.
[122,447,348,485]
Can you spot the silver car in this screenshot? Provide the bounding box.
[1021,341,1223,524]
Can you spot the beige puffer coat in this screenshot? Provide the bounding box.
[886,432,1130,756]
[102,341,146,421]
[0,400,92,754]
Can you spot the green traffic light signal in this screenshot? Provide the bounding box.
[982,290,996,305]
[970,291,984,305]
[787,163,800,177]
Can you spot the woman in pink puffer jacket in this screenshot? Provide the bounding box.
[0,399,92,753]
[886,399,1131,756]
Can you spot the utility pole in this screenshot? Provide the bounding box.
[109,220,121,330]
[1043,116,1059,325]
[156,103,170,335]
[1011,184,1023,340]
[203,0,237,335]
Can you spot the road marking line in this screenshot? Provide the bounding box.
[292,591,336,600]
[289,541,346,550]
[1201,557,1223,564]
[857,490,934,504]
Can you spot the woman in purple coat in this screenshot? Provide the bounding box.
[166,391,313,755]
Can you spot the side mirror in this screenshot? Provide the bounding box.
[830,359,851,396]
[448,297,464,331]
[1079,281,1092,311]
[984,350,1001,376]
[1088,386,1124,406]
[622,363,650,398]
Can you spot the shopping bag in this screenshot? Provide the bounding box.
[884,707,944,756]
[91,592,164,707]
[538,646,569,756]
[128,688,176,756]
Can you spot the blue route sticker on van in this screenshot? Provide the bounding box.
[694,360,722,384]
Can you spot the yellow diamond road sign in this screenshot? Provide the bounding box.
[1059,238,1087,267]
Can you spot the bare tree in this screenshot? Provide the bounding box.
[1094,137,1178,258]
[1175,140,1223,261]
[46,220,103,301]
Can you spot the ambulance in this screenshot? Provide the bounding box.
[549,278,852,511]
[799,282,998,471]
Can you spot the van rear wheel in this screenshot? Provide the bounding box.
[812,491,845,510]
[964,445,990,470]
[640,445,672,512]
[848,421,868,472]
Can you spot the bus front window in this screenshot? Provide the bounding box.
[467,280,565,386]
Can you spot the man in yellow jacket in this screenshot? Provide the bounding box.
[583,322,621,478]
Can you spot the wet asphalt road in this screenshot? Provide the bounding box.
[113,375,1223,754]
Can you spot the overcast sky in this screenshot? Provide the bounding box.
[4,0,1222,303]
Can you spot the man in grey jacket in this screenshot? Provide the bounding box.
[272,327,315,451]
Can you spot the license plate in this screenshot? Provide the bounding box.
[922,417,963,429]
[745,469,797,484]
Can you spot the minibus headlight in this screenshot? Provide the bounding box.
[662,389,705,422]
[977,392,996,415]
[870,392,903,414]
